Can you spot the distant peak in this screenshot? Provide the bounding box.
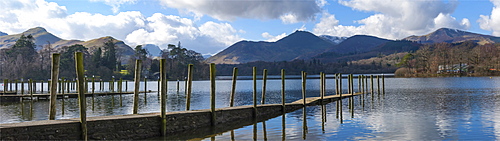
[25,27,47,33]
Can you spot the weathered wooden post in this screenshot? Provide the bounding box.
[281,69,285,111]
[29,79,33,100]
[370,75,374,94]
[210,63,216,126]
[320,72,324,100]
[49,53,60,120]
[358,75,361,93]
[377,75,380,95]
[382,74,385,95]
[15,80,18,94]
[261,69,268,104]
[143,77,147,104]
[339,73,342,97]
[3,79,7,94]
[230,67,238,107]
[159,59,167,136]
[21,79,24,95]
[335,74,339,95]
[302,71,307,106]
[253,67,257,117]
[133,60,142,114]
[41,80,44,94]
[186,64,193,110]
[74,52,87,140]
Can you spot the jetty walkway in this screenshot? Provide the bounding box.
[0,92,362,140]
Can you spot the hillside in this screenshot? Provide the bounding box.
[0,31,7,36]
[206,31,335,64]
[0,27,134,61]
[404,28,500,45]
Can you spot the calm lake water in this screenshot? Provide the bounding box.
[2,76,500,140]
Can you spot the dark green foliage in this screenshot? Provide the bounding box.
[59,44,89,78]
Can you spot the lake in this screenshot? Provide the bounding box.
[1,76,500,140]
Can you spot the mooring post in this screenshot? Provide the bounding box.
[143,77,147,104]
[358,75,361,93]
[133,60,142,114]
[3,79,7,94]
[261,69,268,104]
[320,72,323,101]
[15,80,18,94]
[335,74,338,95]
[302,71,307,106]
[377,75,381,96]
[382,74,385,95]
[339,73,342,98]
[210,63,216,126]
[29,79,33,100]
[351,74,355,94]
[49,53,60,121]
[230,67,238,107]
[186,64,193,110]
[159,59,167,136]
[253,67,257,117]
[21,79,24,95]
[281,69,285,112]
[176,79,179,93]
[74,52,87,141]
[370,75,374,94]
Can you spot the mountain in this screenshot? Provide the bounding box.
[319,35,347,45]
[143,44,162,57]
[0,31,7,36]
[303,35,393,62]
[0,27,134,62]
[404,28,500,45]
[206,31,335,64]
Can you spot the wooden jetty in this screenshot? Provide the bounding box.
[0,91,153,102]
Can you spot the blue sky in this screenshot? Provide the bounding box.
[1,0,499,55]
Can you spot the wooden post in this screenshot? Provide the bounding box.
[339,73,342,97]
[253,67,257,117]
[210,63,216,126]
[143,77,147,104]
[186,64,193,110]
[370,75,374,94]
[40,80,44,94]
[3,79,7,94]
[261,69,268,104]
[382,74,385,95]
[15,80,18,94]
[49,53,60,120]
[133,60,142,114]
[358,75,361,93]
[302,71,307,106]
[74,52,87,140]
[230,67,238,107]
[29,79,33,100]
[320,72,323,100]
[159,59,167,136]
[377,75,381,95]
[281,69,285,111]
[21,79,24,95]
[335,74,339,95]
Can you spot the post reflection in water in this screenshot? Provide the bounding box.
[262,121,268,141]
[281,113,285,141]
[302,107,308,140]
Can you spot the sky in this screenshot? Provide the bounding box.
[1,0,499,55]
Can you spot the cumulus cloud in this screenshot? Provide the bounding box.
[314,0,470,39]
[125,13,243,54]
[478,0,500,36]
[89,0,137,13]
[158,0,323,24]
[262,32,287,42]
[0,0,244,55]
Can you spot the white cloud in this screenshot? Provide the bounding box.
[158,0,323,24]
[478,0,500,36]
[314,0,470,39]
[0,0,244,55]
[125,13,243,54]
[262,32,287,42]
[89,0,137,13]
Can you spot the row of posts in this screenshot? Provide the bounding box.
[1,78,142,95]
[14,52,386,140]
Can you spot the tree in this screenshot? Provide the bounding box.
[102,40,117,71]
[59,44,88,78]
